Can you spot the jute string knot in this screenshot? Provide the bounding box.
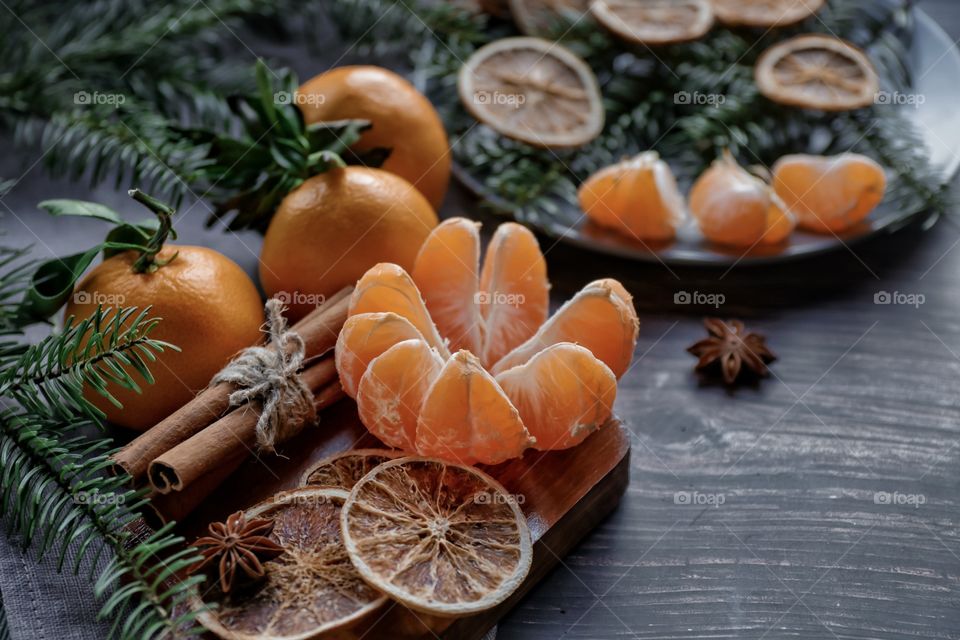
[212,298,316,452]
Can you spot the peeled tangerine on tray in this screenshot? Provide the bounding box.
[772,153,886,233]
[690,150,795,247]
[578,151,687,242]
[335,218,639,466]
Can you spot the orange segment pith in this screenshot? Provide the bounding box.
[416,351,533,466]
[349,263,449,356]
[478,222,549,368]
[496,343,617,450]
[412,218,484,354]
[358,339,444,451]
[336,311,426,399]
[492,279,639,379]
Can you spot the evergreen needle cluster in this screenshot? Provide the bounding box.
[329,0,953,227]
[0,247,207,638]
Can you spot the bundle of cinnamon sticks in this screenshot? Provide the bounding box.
[112,287,352,524]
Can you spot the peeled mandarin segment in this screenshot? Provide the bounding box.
[496,343,617,451]
[772,154,886,233]
[690,153,779,246]
[478,222,550,368]
[349,263,450,357]
[340,458,533,617]
[763,201,796,245]
[416,351,532,466]
[335,311,426,399]
[491,278,638,379]
[357,339,444,452]
[412,217,485,355]
[578,152,685,242]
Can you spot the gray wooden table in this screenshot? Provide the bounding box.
[2,1,960,638]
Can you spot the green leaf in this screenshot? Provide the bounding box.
[102,221,157,259]
[16,248,103,324]
[37,200,124,225]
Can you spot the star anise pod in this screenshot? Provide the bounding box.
[189,511,284,593]
[687,318,776,385]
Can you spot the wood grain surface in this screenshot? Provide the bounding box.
[1,1,959,638]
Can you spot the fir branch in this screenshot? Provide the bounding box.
[0,412,206,639]
[0,307,176,424]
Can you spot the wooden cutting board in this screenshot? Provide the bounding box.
[179,399,631,639]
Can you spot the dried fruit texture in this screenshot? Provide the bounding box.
[458,37,604,148]
[773,153,886,233]
[689,151,795,247]
[508,0,591,36]
[712,0,824,27]
[196,489,386,640]
[341,458,532,616]
[578,151,687,242]
[755,34,879,112]
[590,0,713,46]
[300,449,401,491]
[335,220,638,465]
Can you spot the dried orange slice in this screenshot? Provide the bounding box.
[341,457,533,616]
[299,449,402,490]
[458,37,605,148]
[590,0,713,45]
[689,150,795,247]
[508,0,591,36]
[578,151,687,242]
[196,488,386,640]
[755,34,879,111]
[772,153,886,233]
[712,0,824,27]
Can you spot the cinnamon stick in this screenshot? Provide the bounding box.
[147,357,340,494]
[111,287,352,482]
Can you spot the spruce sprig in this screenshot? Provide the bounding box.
[0,243,206,638]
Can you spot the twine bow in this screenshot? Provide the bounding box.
[212,299,316,451]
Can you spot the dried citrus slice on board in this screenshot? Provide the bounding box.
[772,153,887,233]
[712,0,824,27]
[196,488,386,640]
[458,37,605,148]
[755,34,879,111]
[300,449,402,490]
[589,0,713,45]
[341,457,533,617]
[508,0,591,36]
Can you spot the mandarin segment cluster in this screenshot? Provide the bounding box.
[335,218,638,466]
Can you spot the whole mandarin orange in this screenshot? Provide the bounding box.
[259,166,438,321]
[64,245,263,431]
[298,66,451,211]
